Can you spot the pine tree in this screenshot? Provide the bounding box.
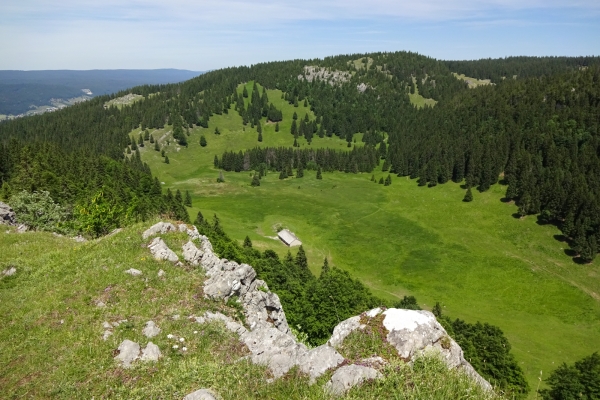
[258,132,263,142]
[297,163,304,178]
[295,245,308,270]
[303,98,308,107]
[144,130,150,141]
[149,134,154,144]
[378,177,384,184]
[293,112,298,120]
[257,121,262,134]
[200,135,207,147]
[293,138,298,147]
[463,187,473,202]
[214,127,221,135]
[370,174,375,181]
[138,135,144,147]
[194,211,204,225]
[316,167,322,180]
[154,141,160,151]
[242,86,248,98]
[321,258,330,275]
[184,190,192,207]
[275,122,279,132]
[251,173,260,186]
[291,120,298,136]
[243,235,253,247]
[165,155,170,164]
[161,149,165,157]
[432,302,443,318]
[384,174,392,186]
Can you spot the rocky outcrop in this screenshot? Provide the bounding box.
[326,364,382,396]
[141,222,492,394]
[142,321,161,338]
[148,237,179,263]
[183,389,219,400]
[0,202,16,225]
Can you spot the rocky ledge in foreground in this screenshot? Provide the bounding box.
[140,222,492,396]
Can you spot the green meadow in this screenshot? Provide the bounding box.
[136,82,600,393]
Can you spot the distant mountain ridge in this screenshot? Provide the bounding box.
[0,69,202,116]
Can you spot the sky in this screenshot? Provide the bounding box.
[1,0,599,71]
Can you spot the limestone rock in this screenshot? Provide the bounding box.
[325,364,381,395]
[141,341,161,362]
[203,261,256,301]
[148,237,179,262]
[115,339,140,368]
[158,269,166,277]
[125,268,142,276]
[72,235,87,243]
[16,224,28,233]
[298,345,345,382]
[142,321,161,338]
[2,266,17,277]
[201,311,247,335]
[142,222,177,239]
[182,241,204,266]
[328,315,361,347]
[240,326,308,378]
[0,202,16,225]
[183,388,218,400]
[102,330,113,341]
[242,289,289,333]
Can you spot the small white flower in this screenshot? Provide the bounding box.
[179,337,185,342]
[167,334,174,339]
[172,344,179,349]
[182,347,187,352]
[193,331,198,334]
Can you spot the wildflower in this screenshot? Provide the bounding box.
[172,344,179,349]
[167,334,174,339]
[182,347,187,352]
[193,331,198,334]
[179,337,185,342]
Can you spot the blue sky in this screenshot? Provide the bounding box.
[1,0,598,71]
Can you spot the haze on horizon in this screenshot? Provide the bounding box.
[1,0,599,71]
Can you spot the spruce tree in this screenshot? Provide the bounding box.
[463,187,473,202]
[165,155,170,164]
[275,122,279,132]
[297,163,304,178]
[194,211,204,225]
[293,138,298,147]
[303,98,308,107]
[243,235,253,248]
[184,190,192,207]
[161,149,165,157]
[251,173,260,186]
[293,112,298,120]
[384,174,392,186]
[214,127,221,135]
[321,258,330,275]
[378,177,384,184]
[154,141,160,151]
[291,120,297,136]
[138,135,144,147]
[242,86,248,98]
[200,135,207,147]
[144,130,150,141]
[316,167,322,180]
[432,302,443,318]
[149,134,154,144]
[295,245,308,269]
[257,121,262,134]
[258,132,263,142]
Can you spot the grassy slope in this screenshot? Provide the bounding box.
[408,77,437,108]
[138,82,600,395]
[0,222,498,399]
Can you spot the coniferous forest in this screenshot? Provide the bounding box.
[1,52,599,398]
[4,52,596,260]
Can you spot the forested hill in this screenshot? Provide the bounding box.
[0,51,599,262]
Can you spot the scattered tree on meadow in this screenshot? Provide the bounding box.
[463,187,473,202]
[184,190,192,207]
[200,135,207,147]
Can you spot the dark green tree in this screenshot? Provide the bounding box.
[275,122,279,132]
[200,135,207,147]
[316,167,322,180]
[463,187,473,202]
[164,155,170,164]
[251,173,260,186]
[243,235,253,248]
[184,190,192,207]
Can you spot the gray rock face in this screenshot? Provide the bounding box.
[330,308,492,392]
[325,364,382,395]
[142,321,161,338]
[182,241,203,266]
[298,345,345,383]
[148,237,179,262]
[183,388,218,400]
[141,342,161,362]
[115,339,140,368]
[125,268,142,276]
[328,316,361,347]
[0,202,16,225]
[2,267,17,277]
[142,222,177,239]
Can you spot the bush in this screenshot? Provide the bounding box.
[10,190,72,234]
